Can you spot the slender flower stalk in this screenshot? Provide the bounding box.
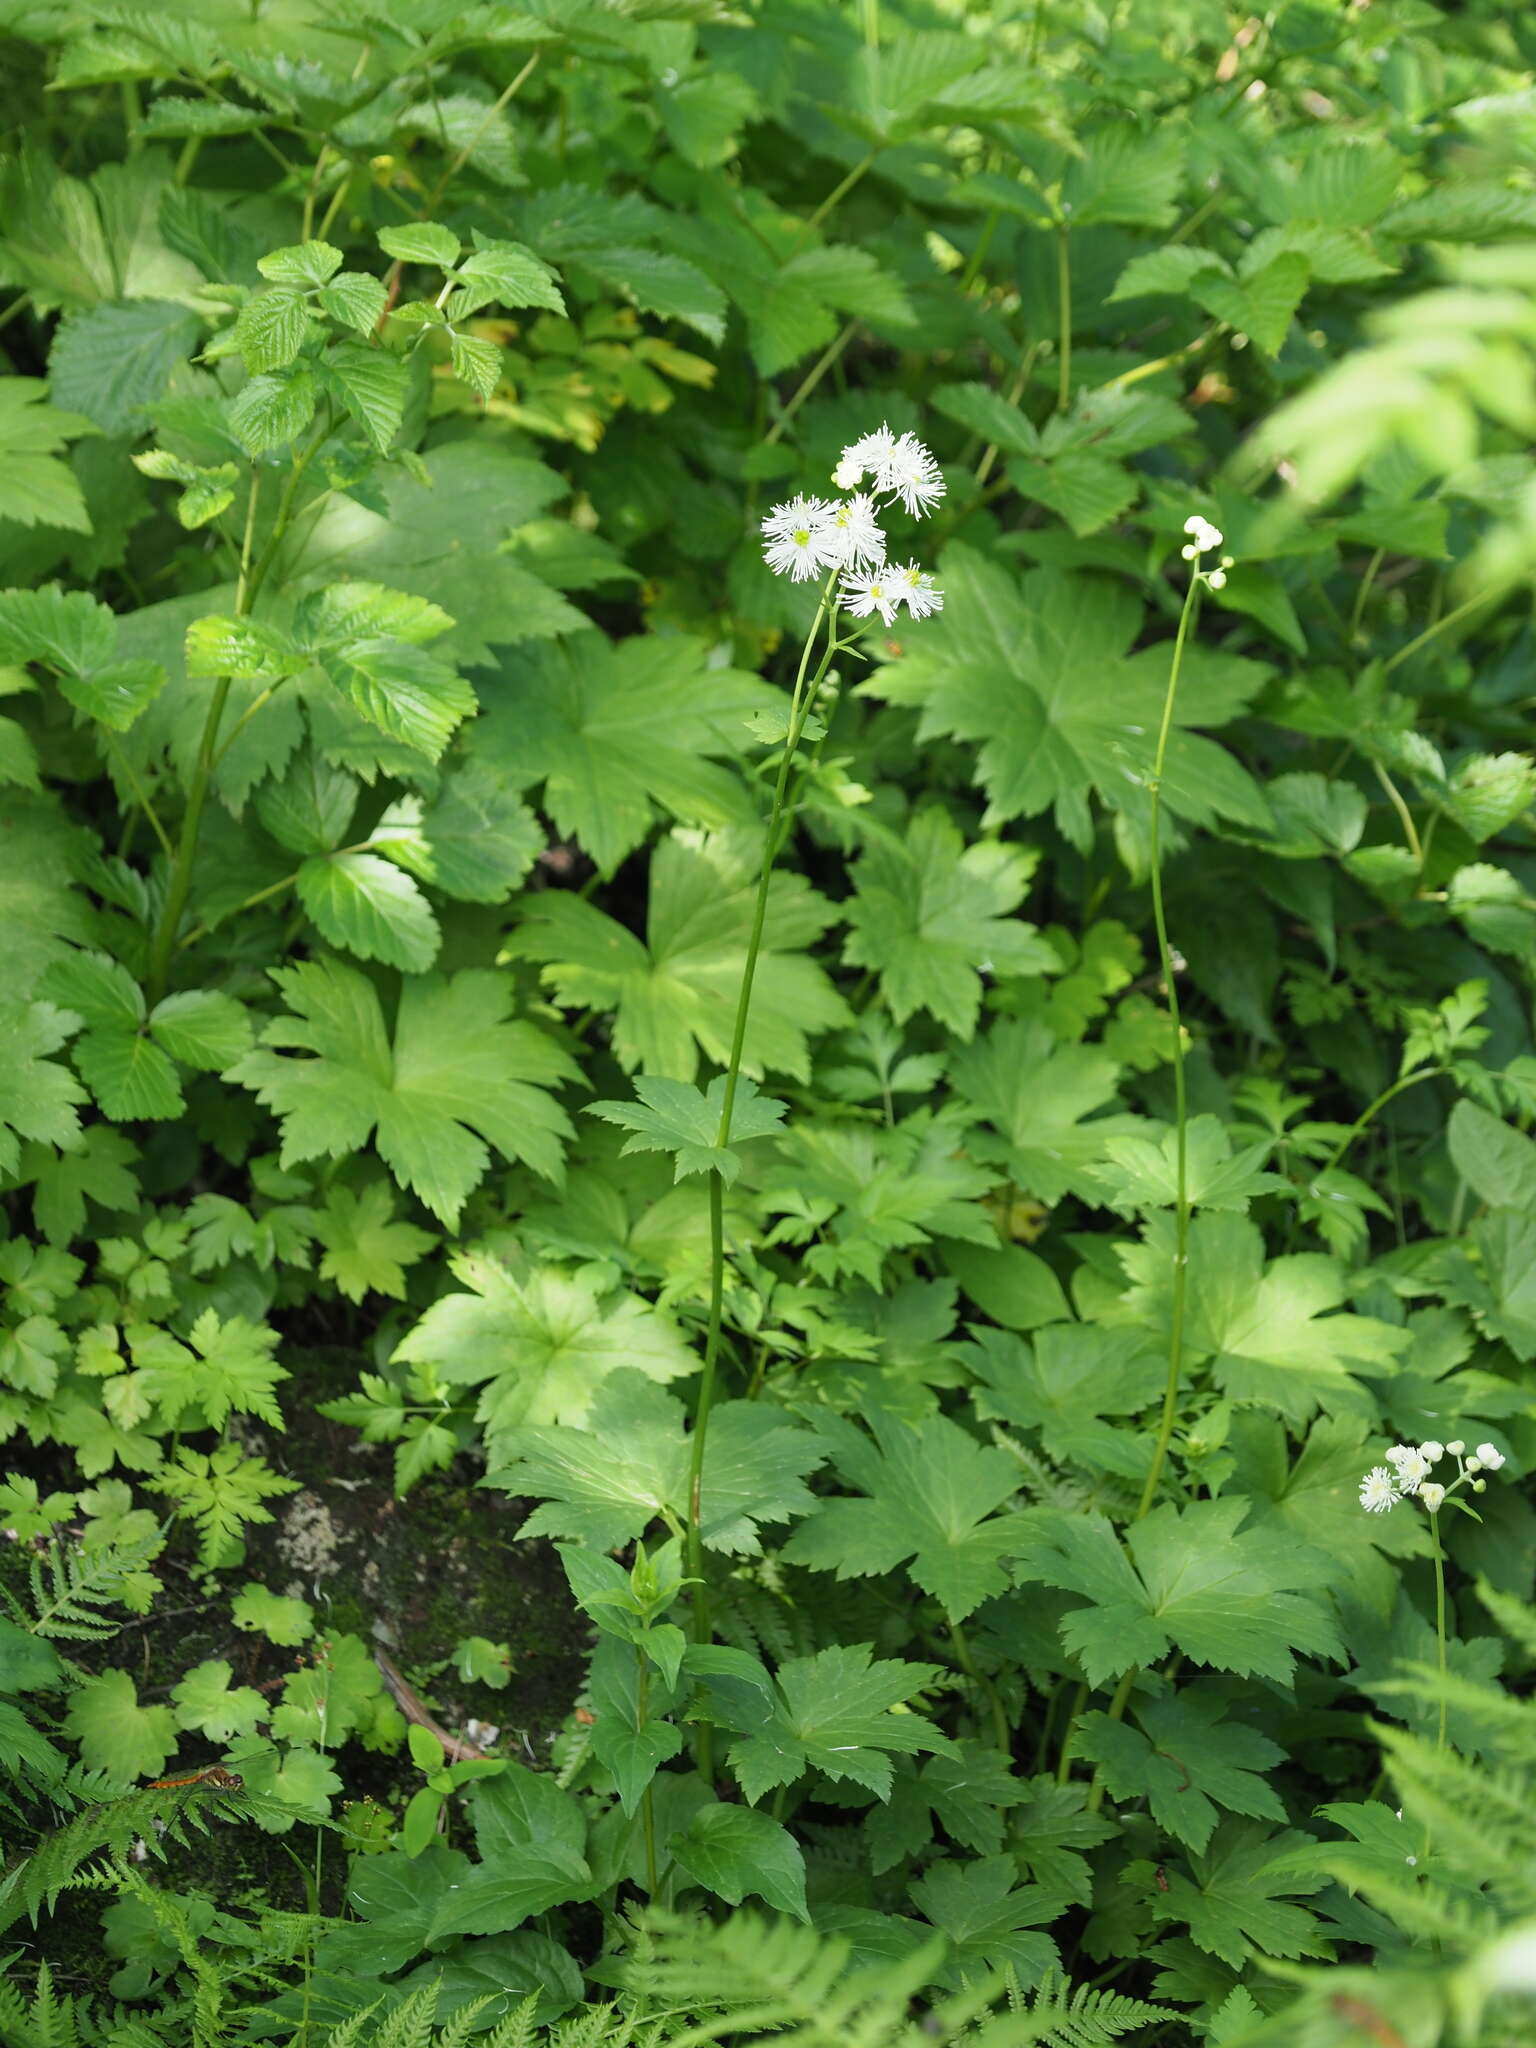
[684,428,947,1764]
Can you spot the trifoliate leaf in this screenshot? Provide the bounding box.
[311,1180,436,1303]
[62,1669,176,1783]
[1075,1685,1287,1851]
[132,446,239,528]
[671,1804,809,1921]
[0,584,165,730]
[296,850,440,973]
[485,1368,822,1555]
[229,959,578,1226]
[782,1410,1020,1621]
[507,830,847,1080]
[588,1073,787,1183]
[475,635,776,874]
[843,810,1054,1039]
[1012,1497,1343,1687]
[396,1260,696,1465]
[866,551,1270,858]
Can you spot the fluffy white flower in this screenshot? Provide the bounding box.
[1475,1442,1506,1471]
[877,431,945,517]
[839,566,901,627]
[835,424,899,490]
[1359,1466,1400,1514]
[893,559,944,619]
[1419,1481,1446,1512]
[1420,1440,1445,1464]
[821,491,887,570]
[1387,1445,1433,1495]
[761,495,839,580]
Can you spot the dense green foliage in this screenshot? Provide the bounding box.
[2,0,1536,2043]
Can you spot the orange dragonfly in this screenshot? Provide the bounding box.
[145,1765,246,1793]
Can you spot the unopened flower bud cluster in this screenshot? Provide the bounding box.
[1359,1438,1507,1516]
[1181,513,1233,591]
[760,425,945,628]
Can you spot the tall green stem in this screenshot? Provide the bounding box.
[1430,1511,1448,1752]
[686,579,839,1664]
[146,421,327,1004]
[1056,222,1072,411]
[1134,570,1203,1524]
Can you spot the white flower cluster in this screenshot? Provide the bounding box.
[1181,513,1233,591]
[1359,1438,1507,1516]
[759,424,945,628]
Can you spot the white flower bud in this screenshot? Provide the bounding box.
[1420,1441,1444,1463]
[1466,1455,1482,1474]
[1475,1443,1505,1471]
[1419,1481,1445,1512]
[1446,1440,1465,1457]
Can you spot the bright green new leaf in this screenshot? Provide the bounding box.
[372,763,543,903]
[1089,1114,1289,1215]
[171,1658,266,1742]
[0,1002,87,1174]
[231,1582,314,1647]
[296,850,440,973]
[378,221,461,269]
[311,1180,436,1303]
[129,1308,286,1429]
[394,1257,695,1462]
[0,380,91,532]
[229,958,578,1225]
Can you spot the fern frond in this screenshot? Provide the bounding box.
[24,1533,164,1641]
[1377,1724,1536,1913]
[0,1784,243,1930]
[999,1970,1176,2048]
[1479,1578,1536,1661]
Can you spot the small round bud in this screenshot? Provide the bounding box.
[1473,1478,1487,1494]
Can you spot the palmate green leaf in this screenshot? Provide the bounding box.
[864,550,1271,859]
[963,1324,1165,1481]
[128,1308,286,1429]
[762,1109,996,1289]
[1117,1211,1409,1425]
[507,830,847,1080]
[485,1368,822,1556]
[698,1642,955,1805]
[228,958,578,1226]
[48,297,200,436]
[843,810,1055,1039]
[910,1856,1061,1990]
[950,1017,1149,1206]
[1088,1114,1290,1216]
[1075,1685,1287,1852]
[1012,1497,1344,1687]
[171,1658,266,1742]
[1146,1819,1329,1970]
[395,1258,695,1466]
[311,1180,436,1304]
[476,635,775,875]
[0,380,92,532]
[61,1668,176,1783]
[781,1410,1021,1621]
[588,1073,787,1183]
